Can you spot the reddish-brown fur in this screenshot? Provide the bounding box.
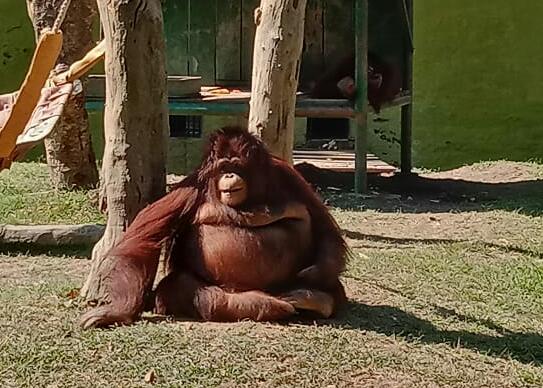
[310,51,402,113]
[80,127,348,328]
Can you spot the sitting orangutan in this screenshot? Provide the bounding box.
[81,126,348,328]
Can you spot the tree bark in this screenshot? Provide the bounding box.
[248,0,307,163]
[26,0,99,189]
[80,0,169,301]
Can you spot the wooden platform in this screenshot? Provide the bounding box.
[85,83,411,119]
[293,150,397,174]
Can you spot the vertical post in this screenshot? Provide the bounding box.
[248,0,308,163]
[354,0,368,193]
[400,0,413,175]
[81,0,169,301]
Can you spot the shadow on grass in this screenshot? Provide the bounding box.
[0,243,92,258]
[326,301,543,366]
[296,164,543,216]
[98,301,543,366]
[342,229,543,259]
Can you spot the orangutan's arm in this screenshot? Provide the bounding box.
[195,201,310,227]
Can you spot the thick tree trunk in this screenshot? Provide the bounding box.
[26,0,99,189]
[80,0,169,301]
[248,0,307,163]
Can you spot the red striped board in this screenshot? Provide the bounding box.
[293,150,397,174]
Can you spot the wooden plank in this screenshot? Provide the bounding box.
[300,0,324,88]
[295,152,357,159]
[241,0,260,83]
[295,150,380,157]
[216,1,242,82]
[293,151,396,174]
[188,0,217,84]
[87,94,411,118]
[304,152,357,162]
[295,165,396,174]
[163,99,356,117]
[297,157,356,162]
[295,155,357,161]
[323,0,354,68]
[86,75,201,98]
[293,150,381,160]
[163,1,189,75]
[295,151,354,157]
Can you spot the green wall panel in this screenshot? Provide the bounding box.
[0,1,34,92]
[412,0,543,168]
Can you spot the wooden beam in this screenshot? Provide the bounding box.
[87,93,412,118]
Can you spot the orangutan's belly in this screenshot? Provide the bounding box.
[191,220,311,291]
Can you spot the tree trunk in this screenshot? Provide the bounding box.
[80,0,169,301]
[26,0,99,189]
[248,0,307,163]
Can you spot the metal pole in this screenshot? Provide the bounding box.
[354,0,368,193]
[400,0,413,175]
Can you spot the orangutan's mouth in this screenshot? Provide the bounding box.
[220,187,243,194]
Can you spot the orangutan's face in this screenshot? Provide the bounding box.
[217,171,248,207]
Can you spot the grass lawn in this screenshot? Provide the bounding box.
[0,163,104,225]
[1,162,542,387]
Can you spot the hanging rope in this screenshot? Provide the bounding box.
[52,0,73,32]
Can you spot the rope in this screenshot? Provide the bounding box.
[52,0,73,32]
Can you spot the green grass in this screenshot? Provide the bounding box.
[0,163,104,225]
[0,161,542,387]
[1,226,542,387]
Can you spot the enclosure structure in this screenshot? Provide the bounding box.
[86,0,414,192]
